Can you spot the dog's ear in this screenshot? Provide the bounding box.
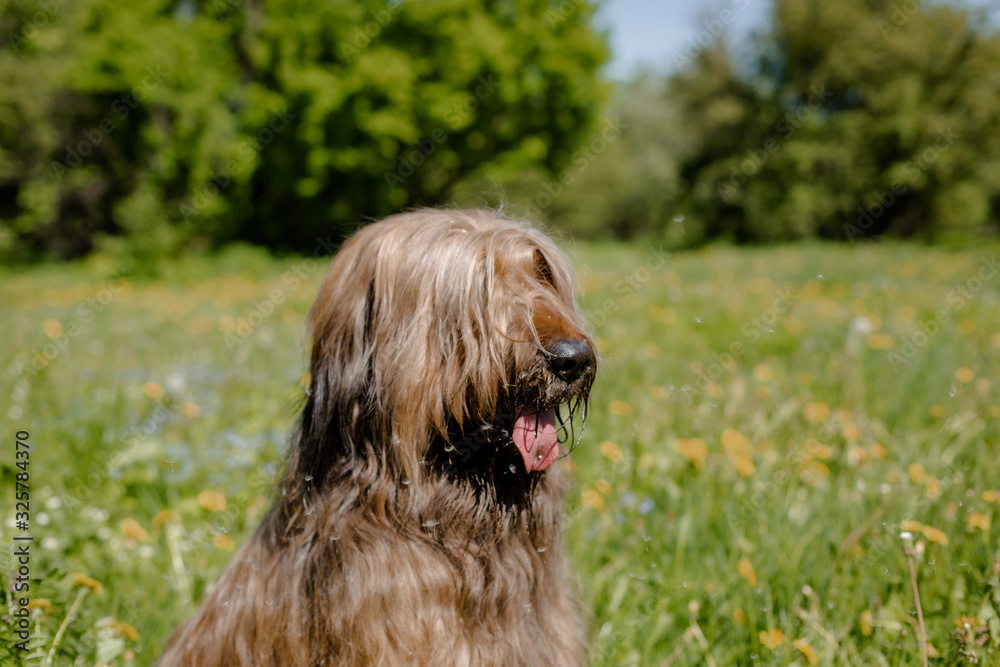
[534,249,555,286]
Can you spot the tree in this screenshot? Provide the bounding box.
[669,0,1000,245]
[0,0,607,261]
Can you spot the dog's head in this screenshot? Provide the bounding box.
[297,209,595,495]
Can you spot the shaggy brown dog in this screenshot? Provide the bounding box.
[160,209,596,666]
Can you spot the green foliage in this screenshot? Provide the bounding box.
[2,241,1000,664]
[0,0,606,262]
[669,0,1000,245]
[452,74,686,240]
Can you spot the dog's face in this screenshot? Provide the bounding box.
[301,209,595,493]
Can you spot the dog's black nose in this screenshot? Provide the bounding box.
[547,338,593,383]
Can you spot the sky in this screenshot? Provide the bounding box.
[597,0,771,79]
[596,0,1000,79]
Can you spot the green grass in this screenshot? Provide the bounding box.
[2,240,999,665]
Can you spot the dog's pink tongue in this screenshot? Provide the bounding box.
[513,409,560,472]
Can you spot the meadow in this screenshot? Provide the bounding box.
[2,240,999,665]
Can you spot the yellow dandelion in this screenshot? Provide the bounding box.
[648,385,666,400]
[783,315,803,333]
[867,333,895,350]
[759,628,786,650]
[721,429,752,453]
[897,305,917,323]
[860,610,874,636]
[954,614,984,629]
[925,476,941,499]
[802,460,830,478]
[581,488,604,510]
[842,423,861,442]
[967,512,991,531]
[608,400,631,417]
[152,509,181,530]
[921,524,949,545]
[638,453,656,469]
[869,443,888,459]
[675,438,708,470]
[649,306,676,324]
[847,446,869,467]
[214,534,236,551]
[755,386,771,400]
[179,403,201,418]
[198,490,227,512]
[594,478,612,495]
[929,404,946,418]
[982,490,1000,504]
[957,319,975,335]
[753,364,773,382]
[733,608,745,626]
[805,439,833,460]
[120,518,149,542]
[217,315,236,333]
[900,519,924,532]
[722,430,755,477]
[738,558,757,587]
[72,573,103,594]
[793,638,818,665]
[955,367,975,383]
[803,402,831,423]
[142,381,165,400]
[107,620,140,641]
[599,441,623,462]
[908,463,926,483]
[27,599,54,614]
[42,319,64,337]
[731,453,756,478]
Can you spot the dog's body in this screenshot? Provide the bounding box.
[161,209,596,666]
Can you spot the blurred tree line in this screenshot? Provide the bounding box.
[0,0,606,263]
[2,0,999,264]
[464,0,1000,246]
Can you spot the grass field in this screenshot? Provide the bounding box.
[2,240,999,665]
